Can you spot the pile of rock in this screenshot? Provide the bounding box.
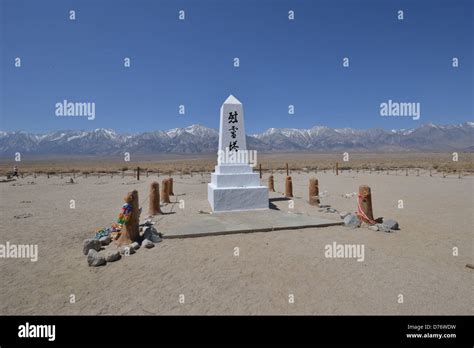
[83,222,162,267]
[340,213,399,233]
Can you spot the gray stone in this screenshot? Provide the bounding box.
[83,239,102,255]
[87,249,106,267]
[99,236,111,246]
[368,225,379,231]
[142,225,151,235]
[143,219,154,226]
[143,226,162,243]
[105,250,121,262]
[382,219,399,230]
[141,239,155,249]
[119,245,136,255]
[343,214,361,228]
[326,208,337,213]
[377,223,392,233]
[339,211,350,219]
[130,241,140,250]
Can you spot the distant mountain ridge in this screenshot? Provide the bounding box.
[0,122,473,156]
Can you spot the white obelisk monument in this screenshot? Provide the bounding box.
[208,95,269,212]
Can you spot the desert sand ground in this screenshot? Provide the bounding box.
[0,169,472,315]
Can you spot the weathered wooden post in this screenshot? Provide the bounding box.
[286,163,289,176]
[285,176,293,198]
[168,177,174,196]
[336,162,339,176]
[259,164,262,179]
[136,166,140,180]
[309,178,319,206]
[116,190,140,246]
[149,182,163,215]
[161,179,171,203]
[358,185,374,223]
[268,175,275,192]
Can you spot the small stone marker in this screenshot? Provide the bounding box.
[116,190,140,246]
[358,185,374,222]
[285,176,293,198]
[168,177,174,196]
[149,182,162,215]
[161,179,171,203]
[309,178,319,206]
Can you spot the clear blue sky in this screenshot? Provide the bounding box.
[1,0,472,133]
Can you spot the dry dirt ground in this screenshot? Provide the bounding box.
[0,170,472,315]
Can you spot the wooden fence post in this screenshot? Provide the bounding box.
[268,175,275,192]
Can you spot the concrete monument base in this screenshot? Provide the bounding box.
[208,163,268,212]
[208,183,269,212]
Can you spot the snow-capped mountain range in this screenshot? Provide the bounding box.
[0,123,472,156]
